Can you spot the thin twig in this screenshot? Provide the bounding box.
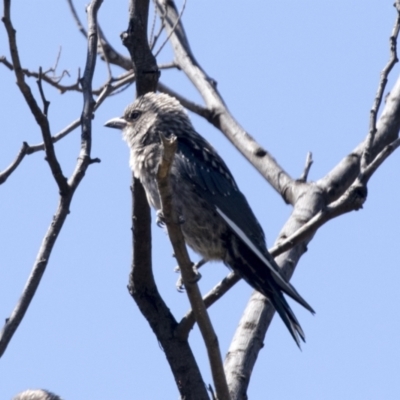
[0,54,13,69]
[150,18,164,51]
[148,0,158,48]
[154,0,186,58]
[270,137,400,258]
[207,384,217,400]
[66,0,87,38]
[361,3,400,170]
[69,0,103,188]
[97,26,112,81]
[0,71,131,185]
[2,0,69,195]
[298,152,313,182]
[155,0,295,203]
[0,142,29,184]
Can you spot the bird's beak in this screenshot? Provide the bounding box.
[104,117,127,130]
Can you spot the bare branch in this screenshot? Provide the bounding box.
[149,10,165,50]
[122,1,159,96]
[66,0,87,38]
[36,68,50,116]
[360,137,400,183]
[298,152,313,182]
[153,0,186,58]
[0,142,29,184]
[0,0,103,358]
[0,70,140,184]
[0,54,13,69]
[155,0,295,204]
[122,2,209,399]
[2,0,69,194]
[68,0,103,189]
[97,26,112,80]
[361,3,400,171]
[156,133,230,400]
[224,7,400,397]
[67,0,134,71]
[148,0,158,48]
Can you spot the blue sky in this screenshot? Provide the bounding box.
[1,1,399,399]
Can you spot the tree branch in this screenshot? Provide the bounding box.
[145,2,400,398]
[2,0,69,194]
[298,152,313,182]
[224,6,400,397]
[0,0,102,358]
[361,2,400,171]
[122,0,159,96]
[155,0,295,204]
[0,142,29,184]
[122,1,209,399]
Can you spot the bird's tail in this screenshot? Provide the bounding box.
[270,286,306,346]
[227,244,309,347]
[218,208,314,346]
[216,207,315,347]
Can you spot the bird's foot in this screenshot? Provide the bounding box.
[157,211,185,227]
[175,260,204,291]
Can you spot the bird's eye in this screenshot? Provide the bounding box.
[129,111,141,120]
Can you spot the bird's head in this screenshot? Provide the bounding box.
[104,92,192,148]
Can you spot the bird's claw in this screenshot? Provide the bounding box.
[175,263,202,291]
[157,211,185,227]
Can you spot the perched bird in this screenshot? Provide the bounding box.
[105,92,314,346]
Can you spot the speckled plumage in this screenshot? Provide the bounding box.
[12,389,62,400]
[105,92,314,346]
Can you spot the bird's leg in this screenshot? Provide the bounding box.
[175,258,206,292]
[157,210,185,227]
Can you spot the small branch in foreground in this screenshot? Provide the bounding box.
[156,133,230,400]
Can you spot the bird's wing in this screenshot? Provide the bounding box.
[174,133,315,315]
[174,133,266,249]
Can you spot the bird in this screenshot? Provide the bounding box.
[105,92,314,346]
[12,389,63,400]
